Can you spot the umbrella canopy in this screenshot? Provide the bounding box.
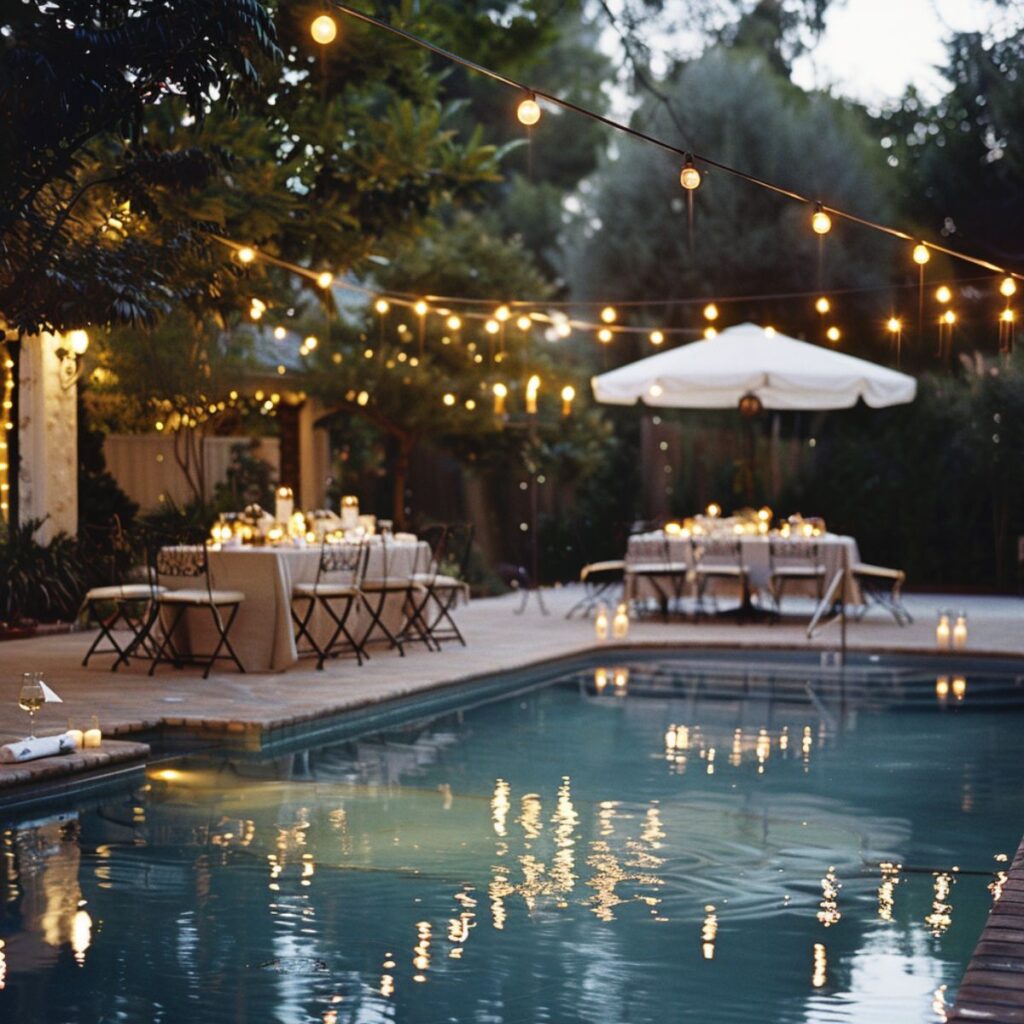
[591,322,916,410]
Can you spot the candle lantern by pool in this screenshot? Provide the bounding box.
[594,603,610,641]
[594,667,608,692]
[936,611,951,650]
[613,667,630,692]
[953,612,968,650]
[952,676,967,701]
[340,495,360,530]
[935,676,949,701]
[612,602,630,639]
[275,486,294,524]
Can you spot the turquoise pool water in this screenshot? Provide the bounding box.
[1,656,1023,1023]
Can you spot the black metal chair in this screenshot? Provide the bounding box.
[79,517,165,670]
[767,537,827,615]
[292,539,370,669]
[418,523,473,647]
[693,536,748,615]
[565,560,626,620]
[628,533,692,620]
[852,562,913,625]
[359,536,429,656]
[148,539,246,679]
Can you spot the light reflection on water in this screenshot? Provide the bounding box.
[0,662,1022,1023]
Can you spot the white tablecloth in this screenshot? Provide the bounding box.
[160,541,430,672]
[625,532,862,606]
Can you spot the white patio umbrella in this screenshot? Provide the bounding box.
[591,322,916,410]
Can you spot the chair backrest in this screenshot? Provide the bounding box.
[316,539,368,587]
[662,534,695,568]
[416,524,447,580]
[153,529,214,597]
[442,522,474,580]
[769,538,820,571]
[694,535,743,570]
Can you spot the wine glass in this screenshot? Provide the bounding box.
[19,672,45,739]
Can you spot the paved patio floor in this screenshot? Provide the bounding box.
[0,586,1021,748]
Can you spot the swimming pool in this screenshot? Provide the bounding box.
[1,653,1022,1023]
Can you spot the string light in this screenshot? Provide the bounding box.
[1000,277,1017,298]
[0,349,13,519]
[913,244,931,265]
[526,374,541,414]
[935,285,952,304]
[446,314,462,331]
[649,330,664,345]
[516,93,541,126]
[679,158,701,190]
[304,335,319,350]
[598,328,612,343]
[443,392,456,407]
[943,309,956,325]
[485,319,499,335]
[236,246,256,265]
[516,315,532,331]
[274,325,287,340]
[703,303,719,321]
[374,298,390,315]
[311,14,338,44]
[494,305,511,322]
[414,300,428,317]
[826,326,841,343]
[317,271,334,289]
[887,317,902,333]
[493,382,507,415]
[560,385,575,416]
[815,297,830,315]
[600,306,617,324]
[703,326,717,339]
[1001,309,1015,323]
[811,204,832,235]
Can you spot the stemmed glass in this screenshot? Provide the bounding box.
[18,672,45,739]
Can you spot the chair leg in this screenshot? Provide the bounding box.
[204,603,245,678]
[81,601,129,667]
[318,594,365,668]
[149,605,186,676]
[425,585,467,647]
[396,585,438,651]
[360,589,405,656]
[292,596,325,664]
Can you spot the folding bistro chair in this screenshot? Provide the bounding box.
[565,560,626,620]
[767,537,827,616]
[693,535,748,616]
[418,523,473,647]
[292,538,370,669]
[628,533,692,620]
[359,536,427,656]
[79,517,165,670]
[852,562,913,625]
[149,540,246,679]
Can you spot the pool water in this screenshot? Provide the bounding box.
[1,657,1023,1024]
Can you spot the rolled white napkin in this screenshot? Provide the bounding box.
[394,532,417,543]
[0,732,78,764]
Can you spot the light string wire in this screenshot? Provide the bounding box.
[327,1,1019,281]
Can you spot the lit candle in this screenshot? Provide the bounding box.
[952,676,967,701]
[594,603,610,641]
[935,676,949,701]
[612,602,629,639]
[83,716,102,748]
[67,719,84,749]
[613,667,629,690]
[594,668,608,692]
[340,495,360,529]
[953,612,968,649]
[936,612,951,649]
[706,502,721,518]
[275,485,294,524]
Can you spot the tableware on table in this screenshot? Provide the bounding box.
[18,672,45,739]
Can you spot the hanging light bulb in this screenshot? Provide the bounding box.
[274,325,287,340]
[598,328,613,343]
[485,319,500,335]
[913,243,931,265]
[826,326,841,343]
[236,246,256,265]
[560,385,575,416]
[815,297,830,315]
[310,14,338,45]
[374,298,390,315]
[525,374,541,415]
[935,285,952,304]
[943,309,956,325]
[1000,277,1017,298]
[703,303,719,321]
[446,314,462,331]
[556,321,572,338]
[492,382,508,415]
[414,300,428,317]
[304,335,319,351]
[811,204,832,235]
[679,158,701,191]
[517,93,541,126]
[1001,309,1016,323]
[68,329,90,355]
[316,271,334,290]
[494,305,511,322]
[516,315,532,331]
[886,317,902,333]
[442,392,456,407]
[649,330,664,346]
[600,306,617,324]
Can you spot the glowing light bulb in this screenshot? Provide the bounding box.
[274,325,287,340]
[913,243,930,265]
[414,300,428,317]
[826,326,841,343]
[485,319,500,335]
[703,303,719,321]
[516,315,532,331]
[495,305,511,322]
[815,297,830,315]
[304,335,318,350]
[598,327,612,343]
[492,381,508,415]
[943,309,956,325]
[443,392,456,407]
[1001,277,1017,298]
[1001,309,1015,323]
[935,285,952,304]
[374,298,390,315]
[560,384,575,415]
[236,246,256,264]
[811,205,832,235]
[517,94,541,126]
[703,326,717,339]
[317,271,334,289]
[68,329,89,355]
[600,306,617,324]
[311,14,338,45]
[446,314,462,331]
[649,330,664,345]
[525,374,541,414]
[886,317,902,333]
[679,159,701,190]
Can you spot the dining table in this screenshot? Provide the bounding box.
[158,537,431,672]
[625,531,863,609]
